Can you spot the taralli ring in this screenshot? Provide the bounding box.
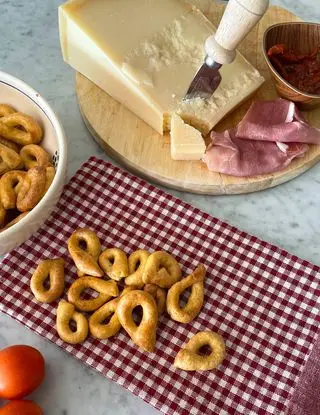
[43,166,55,195]
[16,166,47,212]
[125,249,150,288]
[89,297,121,340]
[142,251,181,288]
[0,143,22,175]
[174,331,226,371]
[0,104,17,117]
[167,264,205,323]
[67,277,119,312]
[20,144,52,169]
[0,136,20,153]
[30,258,65,303]
[67,228,104,277]
[89,285,137,340]
[0,113,43,145]
[0,170,26,209]
[56,300,89,344]
[99,248,129,281]
[144,284,167,315]
[117,290,158,352]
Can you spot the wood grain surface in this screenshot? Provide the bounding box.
[76,5,320,195]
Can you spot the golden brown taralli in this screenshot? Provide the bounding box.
[56,300,89,344]
[89,297,121,340]
[67,276,119,312]
[142,251,181,288]
[144,284,167,315]
[0,143,22,175]
[99,247,129,281]
[67,228,104,277]
[0,104,17,117]
[125,249,150,288]
[117,290,158,352]
[0,170,26,209]
[0,136,20,153]
[43,166,55,194]
[20,144,52,169]
[30,258,65,303]
[16,167,47,212]
[174,331,225,371]
[167,264,205,323]
[89,285,138,339]
[0,112,43,145]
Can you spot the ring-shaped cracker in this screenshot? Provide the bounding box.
[142,251,181,288]
[0,143,22,175]
[89,285,137,340]
[30,258,65,303]
[67,276,118,312]
[167,264,205,323]
[117,290,158,352]
[99,248,129,281]
[16,167,47,212]
[0,170,26,209]
[0,113,43,145]
[56,300,88,344]
[67,228,103,277]
[43,166,55,195]
[89,297,121,339]
[0,104,16,117]
[125,249,150,288]
[20,144,52,169]
[0,136,20,153]
[144,284,167,315]
[174,331,225,371]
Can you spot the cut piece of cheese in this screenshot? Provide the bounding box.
[59,0,265,135]
[170,114,206,160]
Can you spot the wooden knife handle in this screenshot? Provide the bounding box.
[205,0,269,64]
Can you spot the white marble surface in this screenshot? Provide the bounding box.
[0,1,319,414]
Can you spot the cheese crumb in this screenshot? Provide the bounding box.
[125,17,204,74]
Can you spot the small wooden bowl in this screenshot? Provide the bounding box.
[263,22,320,110]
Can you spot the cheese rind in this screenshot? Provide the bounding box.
[59,0,264,135]
[170,114,206,160]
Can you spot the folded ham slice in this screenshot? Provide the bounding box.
[204,130,308,177]
[236,99,320,145]
[204,99,320,177]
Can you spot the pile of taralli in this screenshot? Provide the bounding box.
[0,104,55,231]
[30,227,225,372]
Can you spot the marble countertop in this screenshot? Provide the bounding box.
[1,1,319,414]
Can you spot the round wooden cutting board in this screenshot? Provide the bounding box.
[76,5,320,195]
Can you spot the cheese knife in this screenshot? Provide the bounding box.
[184,0,269,101]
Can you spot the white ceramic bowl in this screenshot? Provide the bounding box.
[0,71,67,256]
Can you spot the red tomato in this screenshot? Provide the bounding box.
[0,345,45,400]
[0,400,43,415]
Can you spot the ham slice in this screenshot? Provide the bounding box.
[204,99,319,176]
[235,99,320,145]
[204,130,308,177]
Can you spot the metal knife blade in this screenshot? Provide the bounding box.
[183,57,222,101]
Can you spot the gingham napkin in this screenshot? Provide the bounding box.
[1,157,319,415]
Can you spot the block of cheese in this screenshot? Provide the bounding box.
[170,114,206,160]
[59,0,264,135]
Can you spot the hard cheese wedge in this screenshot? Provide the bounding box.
[59,0,264,136]
[171,114,206,160]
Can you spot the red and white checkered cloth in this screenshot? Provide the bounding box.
[1,157,319,415]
